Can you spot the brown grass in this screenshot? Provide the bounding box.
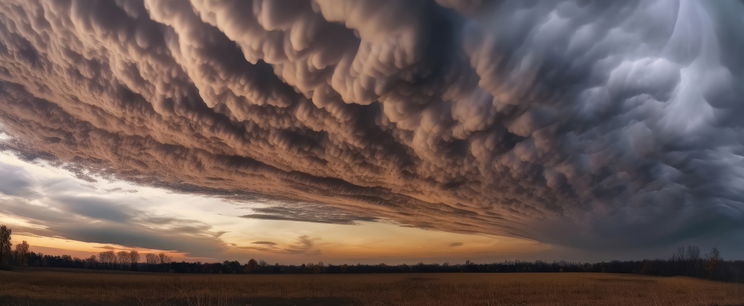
[1,268,743,305]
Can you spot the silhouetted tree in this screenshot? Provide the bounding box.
[84,255,97,268]
[686,245,701,261]
[14,240,29,266]
[673,247,685,262]
[157,253,170,264]
[127,250,139,270]
[145,253,159,264]
[0,225,11,268]
[245,258,258,273]
[98,251,116,266]
[706,247,721,277]
[116,251,130,267]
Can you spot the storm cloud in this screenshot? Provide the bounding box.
[0,0,743,252]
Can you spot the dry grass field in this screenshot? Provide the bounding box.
[1,268,743,305]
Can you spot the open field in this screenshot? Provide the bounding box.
[1,268,743,305]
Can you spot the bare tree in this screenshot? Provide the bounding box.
[0,225,11,267]
[706,247,722,277]
[157,253,171,264]
[85,255,97,268]
[686,245,701,261]
[128,250,140,269]
[14,240,29,266]
[116,251,130,267]
[98,251,116,265]
[145,253,159,264]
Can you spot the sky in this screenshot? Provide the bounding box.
[0,0,743,263]
[0,147,550,264]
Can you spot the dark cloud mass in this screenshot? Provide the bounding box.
[241,203,377,224]
[0,0,743,252]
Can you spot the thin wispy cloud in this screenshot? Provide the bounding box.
[240,205,377,225]
[240,235,321,256]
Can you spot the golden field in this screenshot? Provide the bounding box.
[1,268,743,305]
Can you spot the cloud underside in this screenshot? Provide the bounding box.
[0,0,743,251]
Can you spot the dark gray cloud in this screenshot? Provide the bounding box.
[0,0,743,254]
[50,222,225,256]
[241,204,377,225]
[0,163,36,197]
[54,196,136,223]
[0,197,71,225]
[252,241,277,246]
[240,235,320,255]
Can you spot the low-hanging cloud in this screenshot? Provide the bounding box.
[0,0,743,253]
[241,235,320,255]
[240,204,377,225]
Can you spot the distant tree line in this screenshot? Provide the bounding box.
[1,225,742,282]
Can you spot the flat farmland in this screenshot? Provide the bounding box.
[1,269,743,305]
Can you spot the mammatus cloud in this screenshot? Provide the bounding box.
[0,0,743,253]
